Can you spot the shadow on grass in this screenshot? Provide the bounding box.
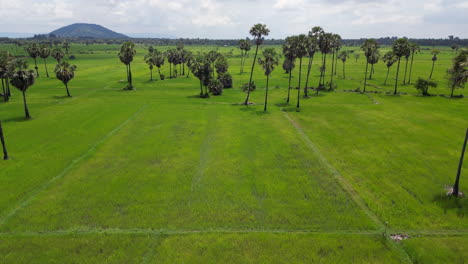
[3,116,32,123]
[52,95,71,99]
[433,193,468,217]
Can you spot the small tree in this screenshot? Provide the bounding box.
[414,78,437,96]
[154,53,166,80]
[392,38,411,95]
[258,48,279,111]
[354,53,360,62]
[144,47,157,81]
[283,39,296,103]
[62,40,71,55]
[55,61,77,97]
[382,51,397,85]
[10,60,35,119]
[208,79,223,95]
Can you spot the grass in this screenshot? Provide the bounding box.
[0,43,466,263]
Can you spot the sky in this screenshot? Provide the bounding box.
[0,0,467,39]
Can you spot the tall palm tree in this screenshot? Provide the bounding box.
[154,52,166,80]
[317,32,333,92]
[402,51,411,84]
[62,40,71,55]
[361,39,379,92]
[39,44,51,77]
[0,51,15,102]
[293,34,308,109]
[144,48,157,81]
[238,39,251,74]
[407,43,420,84]
[118,41,136,90]
[51,47,64,63]
[258,48,279,111]
[447,48,467,98]
[382,51,397,85]
[54,61,76,97]
[429,49,440,79]
[244,23,270,105]
[392,38,411,95]
[26,42,40,77]
[368,50,380,80]
[304,27,321,97]
[283,38,296,103]
[338,50,350,78]
[329,34,341,89]
[10,59,35,119]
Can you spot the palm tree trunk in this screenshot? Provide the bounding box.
[244,44,260,105]
[394,58,401,95]
[384,67,390,85]
[429,60,435,79]
[363,61,369,93]
[451,84,455,98]
[408,52,415,84]
[22,90,30,119]
[150,68,153,81]
[334,51,339,75]
[304,55,314,98]
[330,52,335,89]
[158,68,162,79]
[182,63,185,75]
[317,53,325,95]
[128,63,133,86]
[43,58,49,78]
[169,63,172,78]
[33,58,39,77]
[369,64,374,80]
[65,83,71,97]
[322,53,327,87]
[240,51,244,74]
[296,57,302,109]
[342,61,346,78]
[453,128,468,197]
[264,74,269,112]
[1,79,7,102]
[199,80,203,97]
[403,58,409,84]
[125,64,129,83]
[6,78,10,97]
[0,121,8,160]
[286,71,292,103]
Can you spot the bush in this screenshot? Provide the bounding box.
[160,74,165,80]
[414,78,437,96]
[218,73,233,88]
[208,79,223,95]
[242,82,256,92]
[69,55,76,60]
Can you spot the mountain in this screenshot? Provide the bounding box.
[50,23,128,39]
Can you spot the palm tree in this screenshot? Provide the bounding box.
[382,51,397,85]
[154,52,166,80]
[452,128,468,197]
[292,34,308,109]
[317,32,333,92]
[118,41,136,90]
[282,39,296,103]
[408,43,420,84]
[429,49,440,79]
[329,34,341,89]
[54,61,76,97]
[51,47,64,63]
[0,51,15,102]
[244,23,270,105]
[238,39,251,74]
[258,48,279,111]
[144,47,157,81]
[0,121,8,160]
[402,51,411,85]
[338,50,350,78]
[368,50,380,80]
[304,27,320,97]
[62,40,70,55]
[447,48,467,98]
[361,39,379,92]
[39,44,51,77]
[392,38,411,95]
[10,59,35,119]
[333,34,342,76]
[26,42,40,77]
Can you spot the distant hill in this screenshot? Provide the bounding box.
[50,23,128,39]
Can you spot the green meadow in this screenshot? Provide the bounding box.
[0,44,467,263]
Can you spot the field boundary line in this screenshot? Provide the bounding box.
[283,111,413,263]
[0,105,147,227]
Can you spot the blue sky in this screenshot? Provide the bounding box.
[0,0,467,38]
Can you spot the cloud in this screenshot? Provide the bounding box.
[0,0,466,38]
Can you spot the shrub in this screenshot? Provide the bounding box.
[414,78,437,96]
[208,79,223,95]
[242,82,256,92]
[160,74,165,80]
[69,55,76,60]
[218,73,233,88]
